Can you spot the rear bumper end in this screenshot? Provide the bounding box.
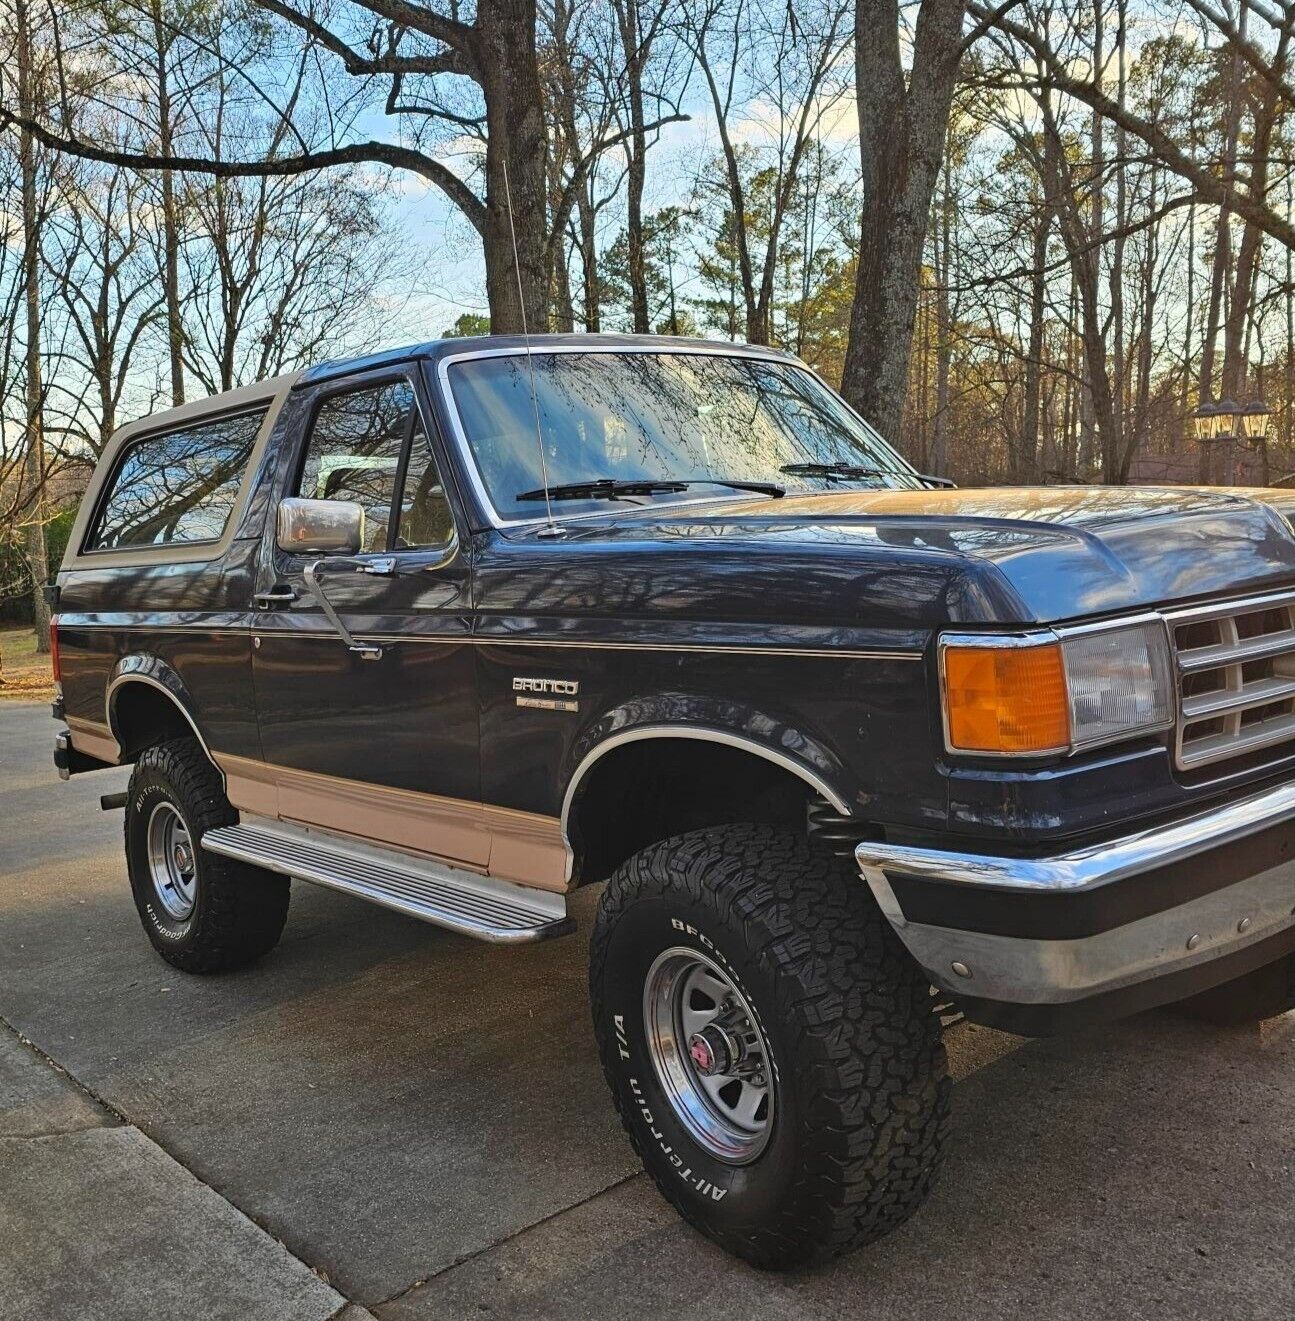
[856,782,1295,1034]
[54,729,114,781]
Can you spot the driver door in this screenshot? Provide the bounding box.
[248,368,485,869]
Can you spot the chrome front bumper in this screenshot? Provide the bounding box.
[856,781,1295,1031]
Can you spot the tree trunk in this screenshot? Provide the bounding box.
[16,0,51,652]
[551,237,576,331]
[841,0,967,442]
[1221,68,1282,403]
[615,0,650,333]
[479,0,550,334]
[930,150,953,478]
[1021,209,1050,484]
[150,0,185,406]
[576,191,600,331]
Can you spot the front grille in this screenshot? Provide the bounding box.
[1167,590,1295,770]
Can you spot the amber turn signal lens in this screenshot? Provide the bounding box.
[942,642,1070,754]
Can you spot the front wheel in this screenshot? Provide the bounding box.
[589,825,950,1270]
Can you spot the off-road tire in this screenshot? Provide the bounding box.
[589,824,951,1270]
[125,737,289,972]
[1174,951,1295,1025]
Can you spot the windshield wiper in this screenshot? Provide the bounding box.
[516,477,785,503]
[779,462,955,489]
[516,478,688,502]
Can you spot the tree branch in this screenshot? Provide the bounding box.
[971,1,1295,252]
[0,107,489,234]
[256,0,477,80]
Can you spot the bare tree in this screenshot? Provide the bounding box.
[840,0,968,439]
[679,0,851,345]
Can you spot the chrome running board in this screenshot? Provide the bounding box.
[201,816,574,944]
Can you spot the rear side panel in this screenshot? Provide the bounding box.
[55,376,297,767]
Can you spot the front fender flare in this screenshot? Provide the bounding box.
[560,694,853,846]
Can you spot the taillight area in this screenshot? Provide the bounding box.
[49,617,61,684]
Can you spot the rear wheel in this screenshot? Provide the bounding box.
[126,738,289,973]
[1174,952,1295,1025]
[589,824,950,1269]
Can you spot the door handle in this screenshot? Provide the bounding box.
[254,587,297,609]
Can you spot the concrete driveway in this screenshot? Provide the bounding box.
[2,699,1292,1320]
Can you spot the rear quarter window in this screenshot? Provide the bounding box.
[88,409,265,551]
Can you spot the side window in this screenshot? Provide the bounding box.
[297,380,453,553]
[89,409,263,550]
[396,416,454,548]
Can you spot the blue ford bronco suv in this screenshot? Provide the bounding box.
[50,334,1295,1267]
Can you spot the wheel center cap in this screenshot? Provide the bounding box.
[687,1024,739,1077]
[173,844,192,873]
[689,1036,715,1072]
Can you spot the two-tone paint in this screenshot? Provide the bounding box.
[52,336,1295,1021]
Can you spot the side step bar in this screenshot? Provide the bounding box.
[201,816,575,944]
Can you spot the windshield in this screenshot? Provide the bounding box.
[444,350,925,521]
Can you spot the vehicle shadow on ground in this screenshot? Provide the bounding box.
[3,865,1292,1317]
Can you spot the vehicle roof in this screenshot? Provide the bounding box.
[109,370,305,445]
[109,336,795,437]
[298,333,798,387]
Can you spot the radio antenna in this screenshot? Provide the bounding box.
[501,158,559,535]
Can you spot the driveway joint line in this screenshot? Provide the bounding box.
[371,1170,646,1311]
[1,1012,126,1131]
[1,1010,358,1311]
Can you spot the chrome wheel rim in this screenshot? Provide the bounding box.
[643,947,774,1163]
[146,802,197,921]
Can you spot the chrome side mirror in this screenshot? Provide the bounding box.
[276,498,364,555]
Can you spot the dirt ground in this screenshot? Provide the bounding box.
[0,629,55,702]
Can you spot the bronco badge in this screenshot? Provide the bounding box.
[512,676,579,712]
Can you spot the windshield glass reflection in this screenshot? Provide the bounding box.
[447,351,924,520]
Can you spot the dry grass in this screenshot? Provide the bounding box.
[0,627,55,702]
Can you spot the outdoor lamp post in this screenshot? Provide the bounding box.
[1239,398,1272,444]
[1215,399,1240,485]
[1192,398,1228,484]
[1191,399,1221,444]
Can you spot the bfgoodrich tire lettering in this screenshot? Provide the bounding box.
[589,824,951,1269]
[125,738,289,973]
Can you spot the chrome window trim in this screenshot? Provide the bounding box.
[560,725,851,848]
[433,343,919,530]
[79,403,274,559]
[290,367,459,558]
[937,614,1175,760]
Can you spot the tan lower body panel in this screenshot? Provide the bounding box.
[67,718,120,765]
[213,753,569,892]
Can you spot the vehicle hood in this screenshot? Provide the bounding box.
[697,485,1295,621]
[500,485,1295,626]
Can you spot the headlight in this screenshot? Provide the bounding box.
[940,620,1173,756]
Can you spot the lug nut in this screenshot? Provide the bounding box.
[951,961,972,979]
